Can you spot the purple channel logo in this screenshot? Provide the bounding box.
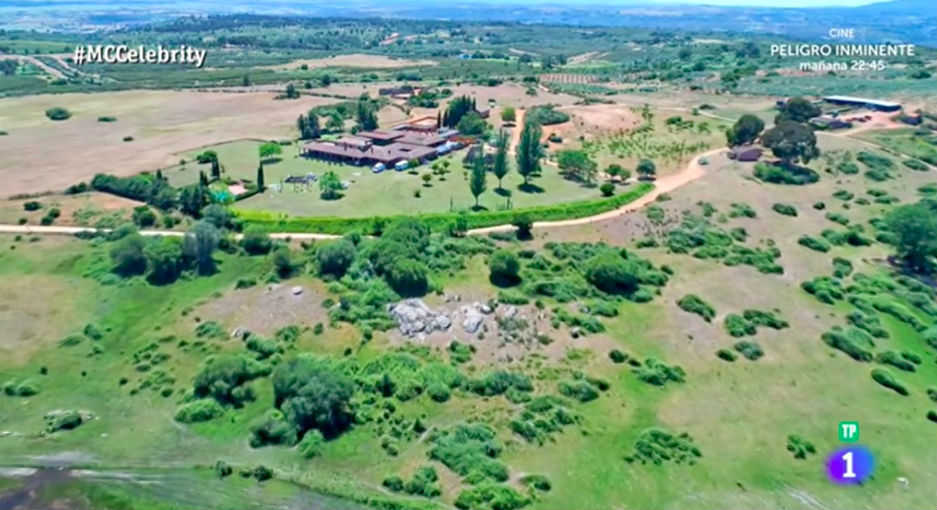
[826,445,874,484]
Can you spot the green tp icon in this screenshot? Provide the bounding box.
[838,421,859,443]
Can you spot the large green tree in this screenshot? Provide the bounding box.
[885,200,937,273]
[492,130,510,190]
[319,171,343,200]
[355,99,378,131]
[183,220,220,275]
[110,233,147,276]
[725,114,765,147]
[776,96,821,124]
[259,141,282,161]
[516,118,544,186]
[272,355,355,439]
[761,121,819,166]
[469,144,488,208]
[144,236,184,285]
[557,149,597,184]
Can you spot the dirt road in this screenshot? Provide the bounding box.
[508,108,525,155]
[468,147,726,234]
[0,224,341,240]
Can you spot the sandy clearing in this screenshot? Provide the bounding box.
[0,90,340,195]
[560,104,643,132]
[263,53,436,71]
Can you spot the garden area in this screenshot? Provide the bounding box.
[162,139,640,219]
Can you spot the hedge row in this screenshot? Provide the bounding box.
[234,182,655,235]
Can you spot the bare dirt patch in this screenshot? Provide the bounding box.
[0,90,340,196]
[266,53,436,71]
[192,279,329,337]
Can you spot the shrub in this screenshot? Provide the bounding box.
[249,409,298,447]
[786,434,816,459]
[633,358,686,386]
[386,258,429,297]
[45,107,71,120]
[753,162,819,185]
[743,309,788,330]
[625,428,701,465]
[558,380,600,402]
[242,226,273,255]
[771,203,798,217]
[870,368,909,396]
[429,422,508,483]
[214,460,233,478]
[110,233,148,277]
[584,253,640,296]
[174,399,225,423]
[45,410,83,432]
[608,349,628,364]
[600,182,615,197]
[801,276,844,304]
[798,235,830,253]
[822,326,874,361]
[455,484,529,510]
[512,213,533,240]
[716,349,737,362]
[382,476,405,492]
[272,355,355,438]
[725,314,756,337]
[733,341,764,360]
[520,474,552,492]
[132,206,157,227]
[729,203,757,219]
[192,354,268,407]
[489,250,520,286]
[676,294,716,322]
[404,466,441,498]
[875,351,916,372]
[317,240,357,278]
[23,201,42,211]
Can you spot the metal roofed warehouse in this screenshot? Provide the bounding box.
[822,96,901,112]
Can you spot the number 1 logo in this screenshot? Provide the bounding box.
[827,446,873,484]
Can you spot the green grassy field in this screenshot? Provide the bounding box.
[2,128,937,509]
[164,139,615,217]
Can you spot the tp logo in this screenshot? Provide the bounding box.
[838,421,859,443]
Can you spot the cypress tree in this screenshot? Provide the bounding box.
[257,162,265,190]
[199,170,209,187]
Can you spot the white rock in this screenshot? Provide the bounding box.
[291,286,304,295]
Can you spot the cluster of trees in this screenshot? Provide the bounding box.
[516,117,544,187]
[296,111,322,140]
[556,149,597,185]
[442,96,478,128]
[110,220,222,284]
[885,199,937,274]
[467,130,510,207]
[91,172,210,217]
[725,97,820,167]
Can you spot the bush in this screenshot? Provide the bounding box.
[786,434,816,459]
[241,226,273,255]
[716,349,737,362]
[429,422,508,483]
[489,250,520,286]
[45,410,83,432]
[558,380,600,402]
[317,240,357,278]
[387,258,429,297]
[904,159,929,171]
[725,314,756,337]
[382,476,405,492]
[870,368,909,396]
[23,201,42,211]
[633,358,686,386]
[521,474,552,492]
[733,341,764,360]
[192,354,268,407]
[249,409,298,447]
[214,460,233,478]
[626,428,701,465]
[272,355,355,438]
[584,253,640,296]
[455,484,529,510]
[875,351,916,372]
[753,162,819,185]
[676,294,715,322]
[132,206,157,228]
[798,235,830,253]
[822,326,874,361]
[512,213,533,240]
[45,107,71,120]
[771,203,798,217]
[174,399,225,423]
[608,349,628,364]
[110,233,148,277]
[600,182,615,197]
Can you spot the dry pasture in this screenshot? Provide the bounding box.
[0,90,340,196]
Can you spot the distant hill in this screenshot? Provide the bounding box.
[1,0,934,45]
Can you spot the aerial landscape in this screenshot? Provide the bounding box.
[0,0,935,509]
